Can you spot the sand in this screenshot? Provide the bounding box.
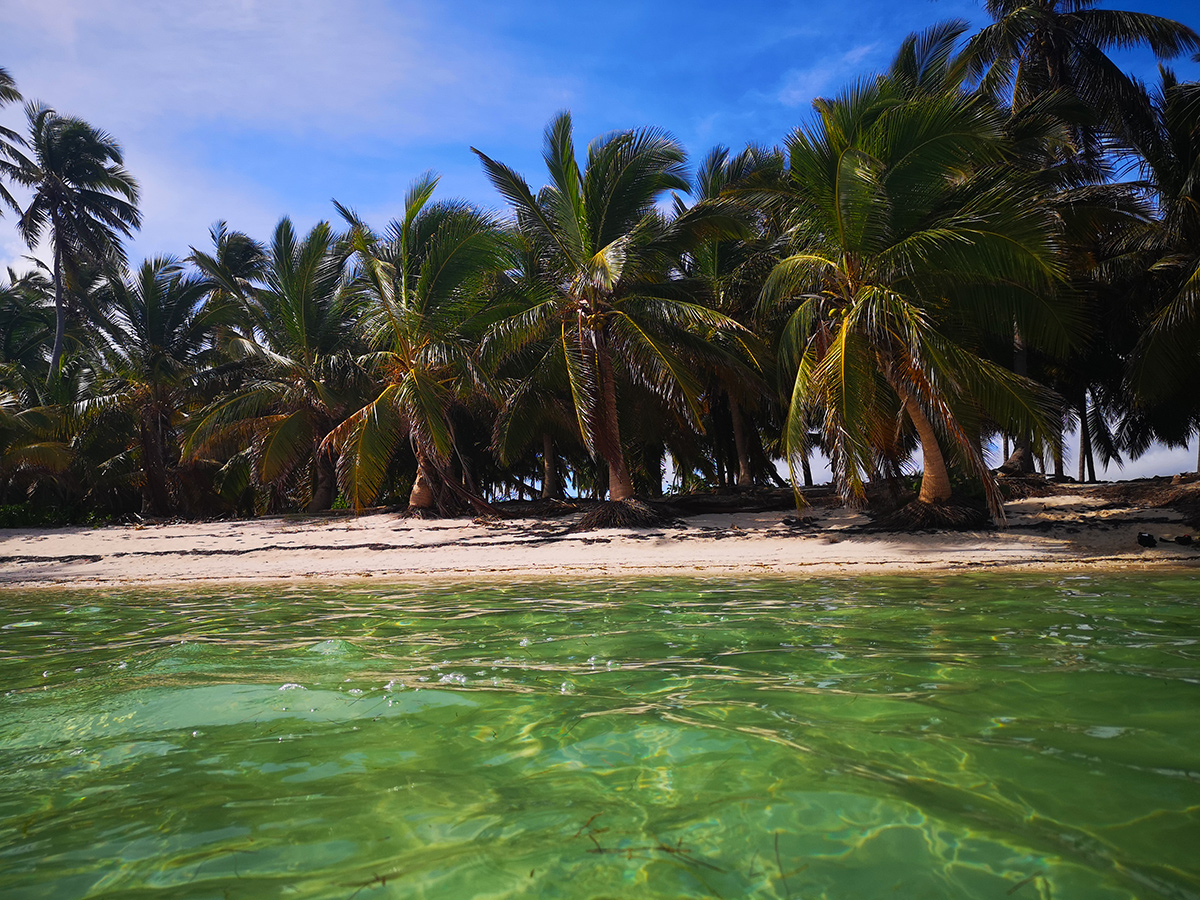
[2,484,1198,588]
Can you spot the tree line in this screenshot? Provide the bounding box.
[1,2,1199,527]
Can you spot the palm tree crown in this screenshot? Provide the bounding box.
[12,103,140,381]
[760,43,1066,516]
[475,112,744,502]
[326,174,512,512]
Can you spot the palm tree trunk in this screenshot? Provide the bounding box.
[905,398,952,504]
[541,433,560,499]
[140,410,173,516]
[1078,397,1093,484]
[801,450,813,488]
[1003,325,1035,474]
[729,396,754,489]
[409,451,437,510]
[308,449,337,513]
[595,335,635,501]
[47,244,66,385]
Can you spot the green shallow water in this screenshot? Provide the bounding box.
[0,574,1198,899]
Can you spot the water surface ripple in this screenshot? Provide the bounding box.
[1,574,1197,899]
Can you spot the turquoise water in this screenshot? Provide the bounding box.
[0,574,1197,899]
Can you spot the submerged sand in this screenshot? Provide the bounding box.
[2,483,1198,588]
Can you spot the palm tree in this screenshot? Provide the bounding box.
[1115,69,1200,464]
[966,1,1198,144]
[187,218,369,513]
[12,103,140,382]
[677,144,782,490]
[474,112,745,507]
[83,258,225,516]
[758,59,1066,519]
[188,221,267,337]
[325,174,512,513]
[0,268,53,384]
[0,66,29,217]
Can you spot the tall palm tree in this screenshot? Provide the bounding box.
[83,258,225,516]
[12,103,140,382]
[474,112,745,505]
[758,62,1066,518]
[187,218,368,513]
[325,174,512,513]
[678,144,781,489]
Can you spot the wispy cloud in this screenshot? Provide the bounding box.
[0,0,569,141]
[0,0,576,262]
[776,43,880,107]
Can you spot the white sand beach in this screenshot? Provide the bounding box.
[3,484,1198,588]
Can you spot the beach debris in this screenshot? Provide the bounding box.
[774,832,793,898]
[1007,871,1042,895]
[782,516,818,529]
[1137,532,1158,548]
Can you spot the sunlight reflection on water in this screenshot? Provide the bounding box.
[0,574,1197,899]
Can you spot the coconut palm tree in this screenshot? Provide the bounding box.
[186,218,369,513]
[1112,69,1200,463]
[0,66,29,217]
[83,258,225,516]
[324,174,512,513]
[474,112,746,509]
[188,221,267,336]
[12,103,140,382]
[758,65,1066,519]
[0,268,53,384]
[676,144,782,490]
[967,1,1198,134]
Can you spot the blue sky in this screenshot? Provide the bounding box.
[2,0,1199,478]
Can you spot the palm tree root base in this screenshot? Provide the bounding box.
[875,500,991,531]
[569,499,673,532]
[398,506,445,520]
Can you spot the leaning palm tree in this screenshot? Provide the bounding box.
[12,103,141,382]
[186,218,368,513]
[474,112,746,512]
[758,69,1066,521]
[83,258,224,517]
[325,174,512,514]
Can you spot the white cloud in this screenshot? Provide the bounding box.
[0,0,569,142]
[775,43,879,108]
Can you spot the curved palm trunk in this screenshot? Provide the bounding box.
[729,395,754,489]
[904,398,952,504]
[409,451,437,510]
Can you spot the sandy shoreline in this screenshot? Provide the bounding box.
[3,485,1199,588]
